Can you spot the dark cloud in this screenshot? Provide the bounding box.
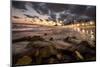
[33,5,49,15]
[12,1,26,10]
[47,3,70,12]
[12,1,96,23]
[24,14,34,18]
[69,5,87,14]
[85,6,96,17]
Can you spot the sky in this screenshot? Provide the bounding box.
[12,1,96,24]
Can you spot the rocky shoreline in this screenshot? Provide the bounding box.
[12,35,96,66]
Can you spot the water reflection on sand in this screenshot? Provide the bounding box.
[73,27,95,41]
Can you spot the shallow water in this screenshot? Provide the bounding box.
[12,23,95,43]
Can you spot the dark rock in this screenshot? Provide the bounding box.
[49,37,53,41]
[76,41,96,60]
[16,56,32,65]
[71,36,77,39]
[12,36,45,43]
[63,37,72,43]
[26,41,58,64]
[44,33,47,36]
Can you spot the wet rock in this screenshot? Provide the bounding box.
[74,50,84,60]
[56,53,63,60]
[27,41,58,57]
[13,35,45,43]
[56,49,77,62]
[16,56,32,65]
[49,37,53,41]
[63,37,70,42]
[44,33,47,36]
[63,36,75,44]
[31,36,45,41]
[48,58,58,64]
[71,36,77,39]
[63,36,80,44]
[26,41,58,64]
[76,41,96,60]
[76,41,95,52]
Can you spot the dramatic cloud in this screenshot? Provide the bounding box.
[12,1,96,23]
